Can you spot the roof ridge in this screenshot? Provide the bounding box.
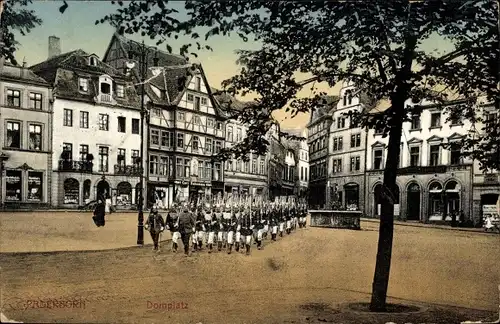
[115,33,187,61]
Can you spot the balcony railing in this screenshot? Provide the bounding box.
[100,94,112,103]
[58,160,93,173]
[114,164,142,176]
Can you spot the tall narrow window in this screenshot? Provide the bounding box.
[161,131,169,147]
[215,141,222,153]
[184,159,190,177]
[131,150,139,166]
[176,158,184,177]
[410,146,420,166]
[98,114,109,131]
[132,118,140,134]
[160,156,168,176]
[194,96,201,110]
[227,126,234,142]
[79,144,89,161]
[6,121,21,148]
[7,89,21,107]
[205,161,212,179]
[237,128,242,142]
[214,163,221,181]
[430,113,441,128]
[192,136,199,150]
[117,116,126,133]
[429,144,440,166]
[177,133,184,148]
[252,159,257,174]
[117,148,126,167]
[98,146,109,172]
[373,149,383,170]
[151,129,159,145]
[62,143,73,158]
[198,161,204,178]
[80,111,89,128]
[64,109,73,127]
[149,155,158,175]
[450,143,462,165]
[29,93,43,110]
[206,138,212,153]
[195,77,201,91]
[410,114,421,130]
[28,124,42,151]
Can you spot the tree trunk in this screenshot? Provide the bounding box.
[369,96,406,311]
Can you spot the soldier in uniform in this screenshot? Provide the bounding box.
[177,202,196,256]
[279,204,286,237]
[166,204,180,252]
[285,204,292,235]
[192,207,206,252]
[206,213,217,253]
[270,205,278,241]
[254,208,265,250]
[144,206,165,251]
[240,207,254,255]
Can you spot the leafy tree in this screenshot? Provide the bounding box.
[0,0,42,66]
[98,0,499,311]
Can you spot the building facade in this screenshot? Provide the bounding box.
[0,63,52,207]
[471,101,500,225]
[328,83,370,212]
[213,93,269,197]
[296,129,310,199]
[103,33,226,207]
[365,99,474,222]
[306,97,337,208]
[31,40,142,208]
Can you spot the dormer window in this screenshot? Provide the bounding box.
[79,78,88,92]
[89,56,98,66]
[343,89,353,106]
[98,75,113,103]
[116,85,124,98]
[101,83,111,94]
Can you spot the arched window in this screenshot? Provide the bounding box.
[83,179,91,201]
[117,182,132,206]
[63,178,79,204]
[445,181,461,217]
[428,182,443,218]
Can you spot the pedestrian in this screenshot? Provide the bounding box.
[177,202,196,256]
[92,199,106,227]
[459,210,465,227]
[240,209,254,256]
[227,214,237,254]
[451,210,457,227]
[144,206,165,251]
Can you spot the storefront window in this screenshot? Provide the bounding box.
[63,178,80,204]
[5,170,22,201]
[116,182,132,206]
[83,180,91,201]
[428,182,443,217]
[27,172,43,201]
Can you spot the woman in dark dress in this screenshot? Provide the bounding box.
[93,199,106,227]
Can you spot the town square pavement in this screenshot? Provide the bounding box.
[0,211,499,323]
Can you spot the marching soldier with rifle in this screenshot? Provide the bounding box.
[177,201,196,256]
[270,203,279,241]
[279,202,286,237]
[240,204,254,255]
[285,203,293,235]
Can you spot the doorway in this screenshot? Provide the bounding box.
[407,183,421,221]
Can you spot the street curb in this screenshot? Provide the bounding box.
[361,218,494,234]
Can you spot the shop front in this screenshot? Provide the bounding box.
[4,168,47,206]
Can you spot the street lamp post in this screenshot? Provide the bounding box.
[134,41,151,246]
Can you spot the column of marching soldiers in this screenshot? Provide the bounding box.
[145,194,308,255]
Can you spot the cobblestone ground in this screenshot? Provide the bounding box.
[0,212,499,323]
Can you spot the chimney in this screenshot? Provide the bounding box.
[48,36,61,59]
[21,58,27,78]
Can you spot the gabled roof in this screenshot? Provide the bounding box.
[1,62,49,86]
[448,132,464,141]
[307,95,339,127]
[30,49,124,84]
[371,141,386,147]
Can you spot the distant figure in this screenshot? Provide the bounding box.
[145,206,165,251]
[92,199,106,227]
[459,210,465,226]
[451,211,457,227]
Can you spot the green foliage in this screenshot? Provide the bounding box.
[1,0,42,66]
[98,0,499,167]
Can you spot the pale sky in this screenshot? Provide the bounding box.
[13,1,455,131]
